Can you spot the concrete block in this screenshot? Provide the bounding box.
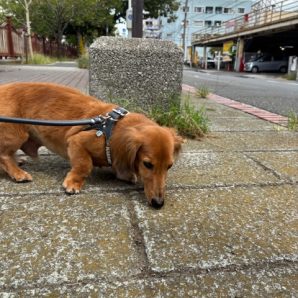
[89,37,183,111]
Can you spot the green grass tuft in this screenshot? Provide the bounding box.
[28,54,56,65]
[109,94,209,139]
[196,86,210,98]
[288,111,298,131]
[148,99,209,139]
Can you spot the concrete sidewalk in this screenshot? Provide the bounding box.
[0,65,297,296]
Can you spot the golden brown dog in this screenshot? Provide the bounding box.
[0,82,183,208]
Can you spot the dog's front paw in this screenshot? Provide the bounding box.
[13,171,33,183]
[62,178,83,195]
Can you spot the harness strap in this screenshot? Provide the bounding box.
[84,107,128,165]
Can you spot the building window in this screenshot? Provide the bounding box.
[145,21,153,26]
[205,20,212,27]
[194,7,203,13]
[214,21,222,27]
[167,33,172,37]
[205,7,213,14]
[238,8,245,13]
[182,6,189,12]
[215,7,222,14]
[193,20,204,27]
[224,8,233,14]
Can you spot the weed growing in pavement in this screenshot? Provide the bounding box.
[196,86,210,98]
[283,73,297,81]
[152,100,209,138]
[288,111,298,131]
[109,94,209,139]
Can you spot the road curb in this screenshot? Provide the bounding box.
[182,84,288,126]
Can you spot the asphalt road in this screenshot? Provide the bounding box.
[183,68,298,116]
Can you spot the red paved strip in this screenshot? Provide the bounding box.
[182,84,288,126]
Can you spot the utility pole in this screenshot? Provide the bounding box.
[126,0,133,38]
[132,0,144,38]
[182,0,189,62]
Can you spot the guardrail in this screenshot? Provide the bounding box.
[192,0,298,44]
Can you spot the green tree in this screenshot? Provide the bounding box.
[144,0,179,18]
[65,0,124,49]
[0,0,179,57]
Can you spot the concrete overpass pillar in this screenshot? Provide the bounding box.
[190,45,195,68]
[235,38,245,72]
[203,46,207,70]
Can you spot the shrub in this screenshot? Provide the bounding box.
[77,53,89,69]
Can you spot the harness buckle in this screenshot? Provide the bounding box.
[112,108,128,117]
[96,130,103,137]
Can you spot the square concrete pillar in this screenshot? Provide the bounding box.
[89,37,183,111]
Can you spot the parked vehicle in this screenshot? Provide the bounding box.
[244,54,288,73]
[199,57,215,69]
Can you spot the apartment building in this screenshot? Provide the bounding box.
[161,0,253,57]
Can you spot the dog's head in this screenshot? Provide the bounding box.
[112,125,183,208]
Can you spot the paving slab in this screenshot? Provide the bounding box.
[134,186,298,272]
[248,151,298,182]
[0,65,89,93]
[210,117,275,132]
[187,97,253,118]
[169,152,280,187]
[188,97,276,131]
[186,131,298,152]
[0,155,137,195]
[0,193,143,290]
[2,264,297,297]
[0,150,280,195]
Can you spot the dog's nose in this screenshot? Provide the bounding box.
[151,198,164,209]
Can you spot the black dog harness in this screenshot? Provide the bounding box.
[84,107,129,165]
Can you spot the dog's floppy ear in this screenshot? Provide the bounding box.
[111,127,142,172]
[167,128,184,156]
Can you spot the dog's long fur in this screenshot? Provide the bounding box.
[0,82,183,207]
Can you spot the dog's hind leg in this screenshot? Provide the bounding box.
[0,126,33,182]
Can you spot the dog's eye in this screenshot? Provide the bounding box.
[143,161,154,170]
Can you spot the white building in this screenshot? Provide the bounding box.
[143,18,161,39]
[161,0,254,59]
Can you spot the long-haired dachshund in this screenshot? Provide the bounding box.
[0,83,183,208]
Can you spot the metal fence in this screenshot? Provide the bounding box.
[192,0,298,44]
[0,17,77,59]
[0,18,24,57]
